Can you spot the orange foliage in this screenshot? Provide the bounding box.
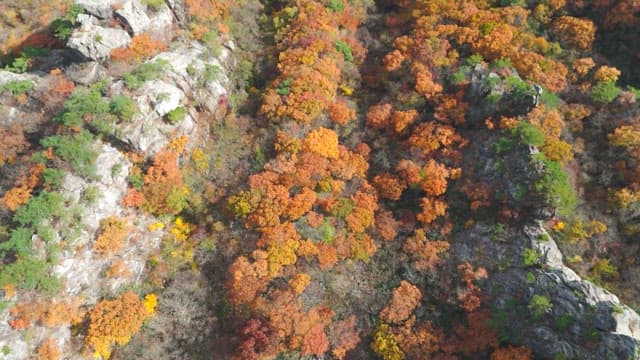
[391,109,419,134]
[572,57,596,77]
[413,63,443,100]
[384,49,405,71]
[328,101,356,125]
[375,211,398,241]
[402,229,450,271]
[111,33,168,63]
[416,197,447,225]
[317,243,338,270]
[454,309,499,356]
[301,323,329,356]
[594,66,621,82]
[302,128,339,159]
[491,346,533,360]
[329,316,360,360]
[86,291,149,359]
[0,125,29,166]
[289,273,311,294]
[227,252,269,305]
[2,185,31,211]
[142,148,186,215]
[93,217,130,256]
[10,299,85,329]
[420,160,450,196]
[551,16,596,50]
[457,262,488,313]
[36,339,62,360]
[372,173,405,201]
[380,281,422,324]
[286,187,317,219]
[366,103,393,129]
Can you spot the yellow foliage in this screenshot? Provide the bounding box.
[371,323,405,360]
[289,273,311,294]
[143,293,158,315]
[148,222,164,232]
[594,66,621,82]
[302,127,339,159]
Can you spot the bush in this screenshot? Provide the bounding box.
[533,154,576,216]
[51,4,84,41]
[166,106,187,124]
[109,95,138,121]
[528,294,552,319]
[13,191,65,227]
[43,168,64,189]
[0,227,33,257]
[326,0,344,12]
[335,41,354,62]
[276,79,292,95]
[0,258,60,293]
[41,131,98,178]
[142,0,165,10]
[1,80,34,96]
[55,88,109,128]
[523,248,541,266]
[123,60,171,89]
[591,81,620,104]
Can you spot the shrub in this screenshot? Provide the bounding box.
[276,79,292,95]
[123,60,171,89]
[50,5,84,41]
[0,227,33,258]
[533,154,576,216]
[326,0,344,12]
[166,106,187,124]
[43,168,64,189]
[335,41,354,62]
[41,131,98,178]
[143,0,165,10]
[111,34,168,63]
[109,95,138,121]
[13,191,65,227]
[55,88,109,129]
[523,248,541,267]
[1,80,34,96]
[591,81,620,104]
[0,258,60,293]
[528,294,552,319]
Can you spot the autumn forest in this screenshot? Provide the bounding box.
[1,0,640,359]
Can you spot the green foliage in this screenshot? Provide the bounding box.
[129,171,144,190]
[124,60,171,89]
[55,88,109,128]
[529,294,552,319]
[201,32,222,55]
[0,258,61,293]
[51,4,84,41]
[540,88,560,109]
[331,198,354,218]
[43,168,64,189]
[555,314,576,331]
[110,95,138,121]
[204,64,222,83]
[4,55,30,73]
[276,79,292,96]
[523,248,541,266]
[525,272,536,283]
[490,222,505,241]
[0,80,34,96]
[326,0,344,12]
[83,185,101,205]
[317,220,336,244]
[494,122,545,154]
[1,345,8,355]
[451,65,471,84]
[41,131,98,178]
[591,258,619,282]
[0,227,33,258]
[13,191,65,227]
[628,86,640,100]
[505,75,533,100]
[591,81,620,104]
[166,106,187,124]
[512,121,545,147]
[142,0,165,10]
[466,54,484,66]
[227,192,254,217]
[490,58,512,69]
[334,41,354,62]
[533,153,576,216]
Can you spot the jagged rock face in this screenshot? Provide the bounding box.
[74,0,123,19]
[116,0,151,35]
[67,20,131,61]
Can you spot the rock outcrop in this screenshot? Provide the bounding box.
[67,20,131,61]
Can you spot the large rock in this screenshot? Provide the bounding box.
[115,0,150,35]
[147,4,175,41]
[67,22,131,61]
[74,0,122,19]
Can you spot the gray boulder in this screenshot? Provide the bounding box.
[115,0,150,35]
[67,22,131,61]
[74,0,123,19]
